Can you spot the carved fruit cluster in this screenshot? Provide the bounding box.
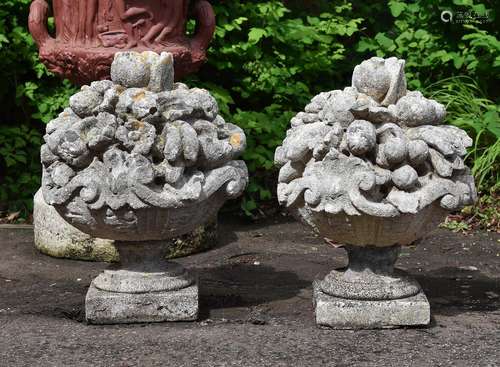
[42,52,248,222]
[275,57,476,217]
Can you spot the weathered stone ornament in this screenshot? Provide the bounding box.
[41,51,248,324]
[33,189,218,262]
[28,0,215,84]
[275,57,476,329]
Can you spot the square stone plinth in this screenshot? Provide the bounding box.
[86,282,199,324]
[313,281,430,329]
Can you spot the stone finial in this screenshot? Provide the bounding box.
[352,57,407,106]
[110,51,175,92]
[276,56,476,225]
[41,51,248,241]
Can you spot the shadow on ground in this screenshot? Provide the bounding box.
[199,262,310,318]
[418,267,500,315]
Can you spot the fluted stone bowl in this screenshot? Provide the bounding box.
[295,202,447,247]
[54,182,242,242]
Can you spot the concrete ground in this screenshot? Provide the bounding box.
[0,215,499,367]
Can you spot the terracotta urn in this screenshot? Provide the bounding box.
[28,0,215,84]
[275,57,476,329]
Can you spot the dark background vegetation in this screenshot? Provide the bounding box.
[0,0,498,229]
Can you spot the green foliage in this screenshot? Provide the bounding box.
[441,193,499,232]
[466,194,500,232]
[0,125,42,214]
[440,217,471,232]
[0,0,75,213]
[354,0,499,94]
[232,106,295,216]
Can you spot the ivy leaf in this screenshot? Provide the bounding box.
[389,1,406,17]
[375,33,396,51]
[248,28,267,44]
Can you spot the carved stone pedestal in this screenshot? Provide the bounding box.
[85,241,198,324]
[313,246,430,329]
[86,284,198,324]
[313,285,429,329]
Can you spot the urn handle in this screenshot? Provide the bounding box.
[190,0,216,59]
[28,0,54,48]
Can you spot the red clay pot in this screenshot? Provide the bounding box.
[28,0,215,85]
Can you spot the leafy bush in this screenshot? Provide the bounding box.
[0,125,42,215]
[355,0,499,95]
[0,0,75,214]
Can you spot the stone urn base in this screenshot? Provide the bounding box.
[313,245,430,329]
[33,189,218,262]
[86,241,198,324]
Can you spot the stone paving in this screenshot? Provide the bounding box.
[0,216,499,366]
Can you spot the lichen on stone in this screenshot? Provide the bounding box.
[275,56,476,218]
[41,51,248,239]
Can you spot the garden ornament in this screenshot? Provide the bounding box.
[41,51,248,323]
[275,56,476,329]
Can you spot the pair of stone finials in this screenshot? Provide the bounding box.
[40,52,475,328]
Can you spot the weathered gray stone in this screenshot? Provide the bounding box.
[318,245,422,300]
[33,189,218,262]
[86,282,198,324]
[69,89,103,118]
[407,139,429,166]
[110,52,152,89]
[352,57,406,106]
[313,282,430,329]
[276,57,475,223]
[85,240,199,324]
[275,56,476,329]
[396,91,446,126]
[41,51,248,324]
[345,120,376,156]
[391,165,418,190]
[34,189,117,262]
[41,52,248,242]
